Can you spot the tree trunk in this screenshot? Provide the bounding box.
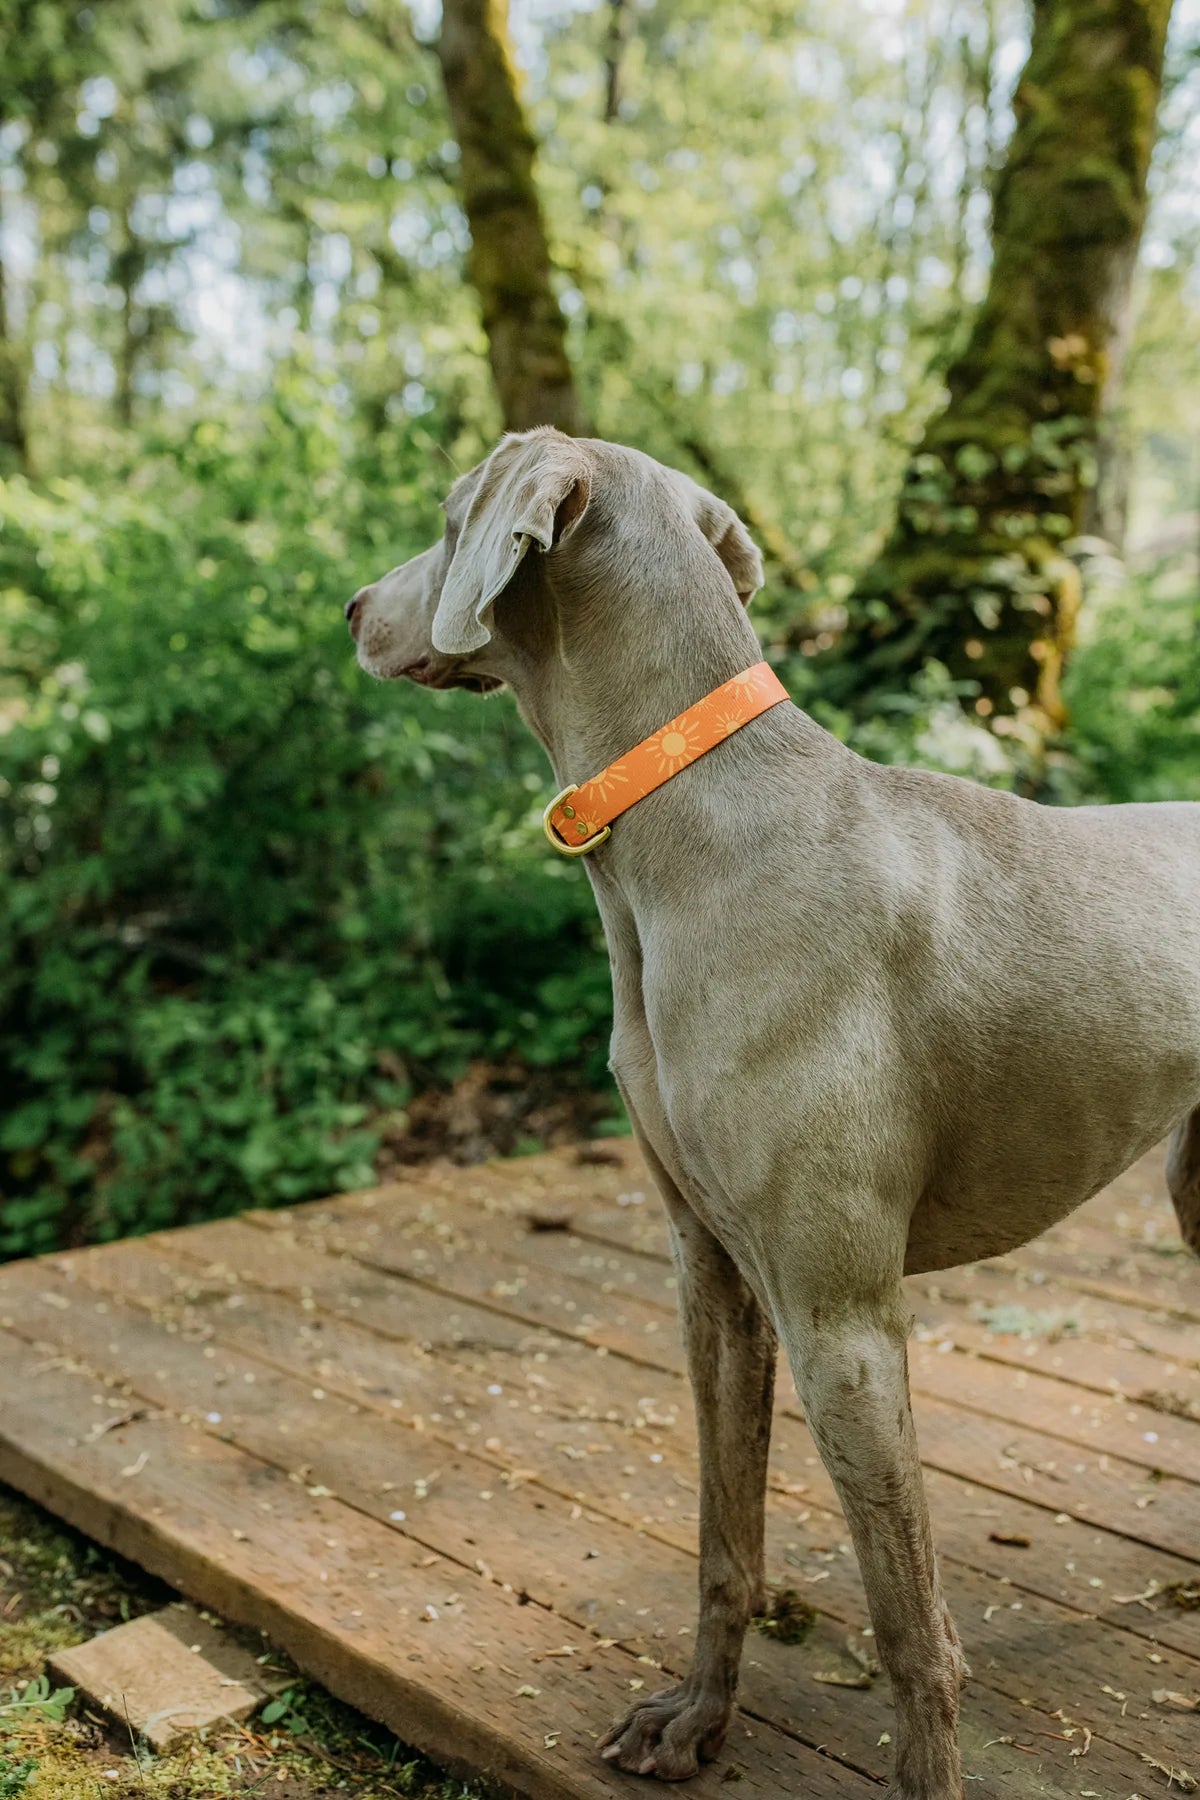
[0,118,30,472]
[113,188,145,431]
[832,0,1173,733]
[603,0,632,122]
[436,0,589,436]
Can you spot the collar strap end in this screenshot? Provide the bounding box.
[543,785,612,856]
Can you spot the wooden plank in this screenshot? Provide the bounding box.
[0,1254,1178,1796]
[3,1138,1197,1797]
[326,1149,669,1258]
[66,1217,553,1358]
[0,1259,696,1647]
[908,1339,1200,1486]
[96,1261,1200,1770]
[463,1145,1194,1304]
[997,1251,1200,1329]
[47,1604,287,1750]
[477,1146,1200,1335]
[129,1213,1200,1657]
[1027,1212,1200,1292]
[0,1321,867,1800]
[301,1167,1200,1464]
[340,1180,1200,1470]
[995,1155,1200,1324]
[274,1168,1200,1487]
[39,1230,679,1539]
[244,1191,1200,1559]
[911,1261,1200,1393]
[1044,1163,1178,1251]
[16,1238,1200,1785]
[245,1199,684,1371]
[450,1167,1200,1456]
[391,1168,1200,1409]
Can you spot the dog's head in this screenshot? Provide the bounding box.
[345,428,763,691]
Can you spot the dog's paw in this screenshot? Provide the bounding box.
[599,1681,731,1780]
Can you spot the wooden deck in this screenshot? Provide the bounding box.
[0,1144,1198,1797]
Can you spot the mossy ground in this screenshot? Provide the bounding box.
[0,1485,481,1800]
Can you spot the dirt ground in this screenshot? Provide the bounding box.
[0,1484,480,1800]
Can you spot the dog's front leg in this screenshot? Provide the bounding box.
[601,1188,776,1779]
[781,1288,966,1800]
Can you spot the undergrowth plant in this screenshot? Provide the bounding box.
[0,395,611,1257]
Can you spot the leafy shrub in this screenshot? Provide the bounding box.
[1065,559,1200,802]
[0,394,611,1256]
[2,384,1196,1260]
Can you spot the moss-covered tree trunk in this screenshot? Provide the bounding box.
[436,0,589,436]
[832,0,1173,733]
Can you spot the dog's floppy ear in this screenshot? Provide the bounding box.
[692,489,764,606]
[432,433,592,655]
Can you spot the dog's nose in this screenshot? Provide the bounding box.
[344,588,369,636]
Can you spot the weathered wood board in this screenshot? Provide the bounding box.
[0,1142,1197,1797]
[47,1602,287,1750]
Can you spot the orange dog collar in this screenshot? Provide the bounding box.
[543,661,789,856]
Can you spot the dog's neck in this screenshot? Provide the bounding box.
[494,544,838,931]
[507,557,766,792]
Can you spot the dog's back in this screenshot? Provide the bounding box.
[864,768,1200,1266]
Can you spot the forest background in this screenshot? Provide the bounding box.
[1,0,1198,1259]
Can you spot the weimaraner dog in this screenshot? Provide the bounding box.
[346,427,1200,1799]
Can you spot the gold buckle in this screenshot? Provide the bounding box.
[542,784,611,857]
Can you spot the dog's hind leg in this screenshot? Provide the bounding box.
[600,1126,777,1780]
[1167,1104,1200,1254]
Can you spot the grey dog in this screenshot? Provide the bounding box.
[346,427,1200,1799]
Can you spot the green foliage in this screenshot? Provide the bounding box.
[753,1589,817,1644]
[2,385,1197,1257]
[1065,559,1200,801]
[0,1681,74,1727]
[0,1754,37,1798]
[0,0,1197,1259]
[259,1688,311,1734]
[0,396,613,1257]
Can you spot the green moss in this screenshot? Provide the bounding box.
[0,1624,80,1684]
[0,1493,151,1643]
[11,1738,236,1800]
